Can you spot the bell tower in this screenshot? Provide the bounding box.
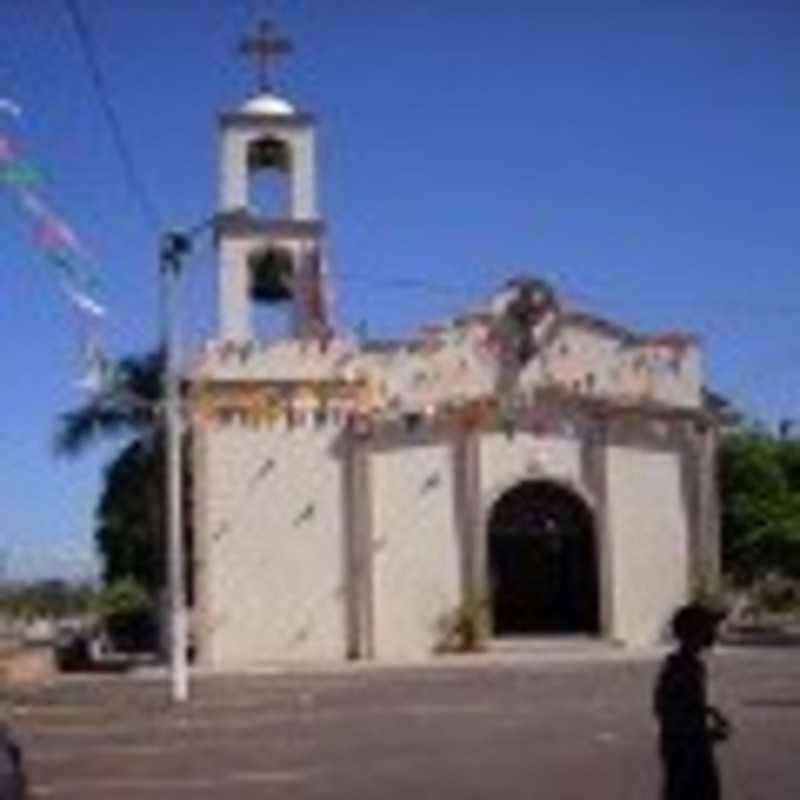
[216,16,330,342]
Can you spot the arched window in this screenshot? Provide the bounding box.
[247,245,294,338]
[247,136,291,218]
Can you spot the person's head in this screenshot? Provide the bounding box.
[671,603,724,652]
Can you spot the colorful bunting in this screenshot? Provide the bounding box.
[2,148,101,305]
[62,282,107,318]
[0,162,42,187]
[74,337,119,394]
[1,101,110,395]
[34,208,84,256]
[0,131,42,187]
[0,98,22,119]
[0,135,19,162]
[20,191,97,284]
[184,373,585,443]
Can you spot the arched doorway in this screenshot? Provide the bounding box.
[487,481,599,635]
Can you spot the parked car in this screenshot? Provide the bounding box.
[53,624,93,672]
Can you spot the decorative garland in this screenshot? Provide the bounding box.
[1,98,111,394]
[188,376,583,442]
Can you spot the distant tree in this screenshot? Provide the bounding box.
[0,579,95,619]
[777,436,800,494]
[718,430,800,585]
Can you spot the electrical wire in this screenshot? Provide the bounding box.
[333,269,800,319]
[62,0,162,231]
[336,270,488,297]
[58,1,799,323]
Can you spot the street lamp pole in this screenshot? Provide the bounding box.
[160,231,191,703]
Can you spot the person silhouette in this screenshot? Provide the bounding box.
[0,720,26,800]
[654,603,731,800]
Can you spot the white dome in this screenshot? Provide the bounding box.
[241,92,295,116]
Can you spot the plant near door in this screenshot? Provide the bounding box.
[436,595,490,653]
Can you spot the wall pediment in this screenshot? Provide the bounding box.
[193,275,702,417]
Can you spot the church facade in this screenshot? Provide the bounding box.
[189,21,720,667]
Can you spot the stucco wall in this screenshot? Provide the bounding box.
[196,423,346,665]
[480,432,584,507]
[370,444,461,660]
[605,446,689,646]
[524,326,702,410]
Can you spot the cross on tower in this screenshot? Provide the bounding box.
[239,18,293,93]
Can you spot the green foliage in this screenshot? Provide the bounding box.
[96,577,157,652]
[96,576,153,618]
[777,438,800,494]
[94,433,192,603]
[437,596,490,653]
[55,350,165,598]
[719,430,800,585]
[753,573,800,614]
[0,579,95,620]
[54,350,163,457]
[54,349,193,606]
[95,437,166,597]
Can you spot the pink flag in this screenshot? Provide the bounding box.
[22,192,88,260]
[0,135,17,163]
[34,216,76,253]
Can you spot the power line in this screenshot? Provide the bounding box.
[336,270,486,297]
[62,0,162,231]
[334,270,800,318]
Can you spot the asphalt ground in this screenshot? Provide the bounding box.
[4,645,800,799]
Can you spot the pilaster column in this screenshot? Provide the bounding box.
[453,431,484,602]
[218,238,252,341]
[343,432,374,659]
[580,415,612,638]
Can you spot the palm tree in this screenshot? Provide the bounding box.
[55,350,169,595]
[54,350,163,456]
[94,437,167,598]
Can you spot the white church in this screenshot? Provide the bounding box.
[188,19,720,667]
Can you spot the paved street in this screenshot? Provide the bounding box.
[5,644,800,799]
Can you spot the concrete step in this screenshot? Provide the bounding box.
[488,635,623,658]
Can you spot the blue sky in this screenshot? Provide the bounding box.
[0,0,798,580]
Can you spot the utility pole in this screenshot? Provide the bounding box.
[160,231,191,703]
